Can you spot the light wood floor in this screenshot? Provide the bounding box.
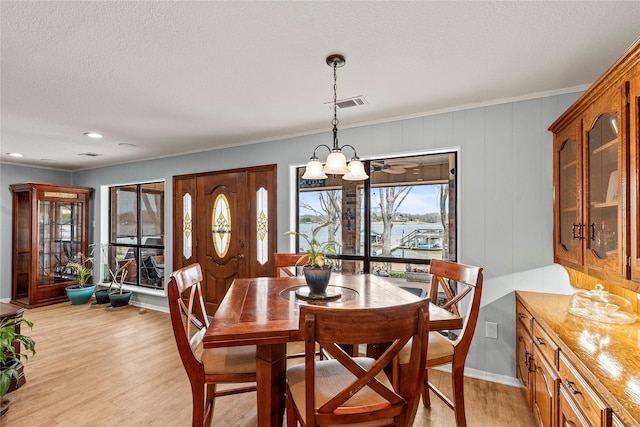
[2,301,536,426]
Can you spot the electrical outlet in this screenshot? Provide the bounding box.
[485,322,498,339]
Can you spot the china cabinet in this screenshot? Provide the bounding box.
[10,182,93,308]
[550,38,640,289]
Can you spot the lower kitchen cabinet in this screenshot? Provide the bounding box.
[516,291,636,426]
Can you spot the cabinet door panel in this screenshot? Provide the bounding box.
[583,85,629,279]
[630,67,640,283]
[533,346,559,427]
[516,321,533,407]
[554,119,583,268]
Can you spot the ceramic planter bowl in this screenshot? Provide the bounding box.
[65,284,96,305]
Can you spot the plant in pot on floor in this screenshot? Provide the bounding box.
[108,260,134,309]
[0,317,35,416]
[64,253,96,305]
[285,221,339,295]
[94,259,133,307]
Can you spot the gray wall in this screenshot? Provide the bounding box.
[0,91,583,384]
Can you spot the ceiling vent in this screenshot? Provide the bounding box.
[326,96,368,109]
[78,152,102,157]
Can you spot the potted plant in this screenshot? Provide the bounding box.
[93,259,133,306]
[64,253,96,305]
[0,317,35,416]
[285,222,339,295]
[107,259,134,309]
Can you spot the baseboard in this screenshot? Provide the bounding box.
[433,365,524,388]
[130,300,169,313]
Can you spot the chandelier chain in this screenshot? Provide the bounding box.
[332,60,338,127]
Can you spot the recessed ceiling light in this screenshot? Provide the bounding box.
[8,152,23,157]
[84,132,103,139]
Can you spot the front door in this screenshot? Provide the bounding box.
[173,165,277,313]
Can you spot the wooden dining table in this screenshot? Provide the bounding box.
[203,274,462,427]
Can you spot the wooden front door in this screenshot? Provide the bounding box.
[173,165,277,313]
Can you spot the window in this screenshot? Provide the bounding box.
[109,181,165,289]
[296,152,456,282]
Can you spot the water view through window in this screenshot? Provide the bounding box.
[296,152,457,281]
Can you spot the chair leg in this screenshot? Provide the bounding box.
[190,380,206,427]
[204,383,216,427]
[285,388,298,427]
[422,369,432,408]
[451,366,467,427]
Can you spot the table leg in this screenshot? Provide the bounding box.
[256,343,286,427]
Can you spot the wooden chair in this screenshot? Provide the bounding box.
[273,253,310,277]
[397,259,484,427]
[168,263,256,427]
[273,253,325,361]
[285,300,430,427]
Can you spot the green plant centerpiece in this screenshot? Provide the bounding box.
[285,222,339,295]
[64,253,96,304]
[0,317,35,415]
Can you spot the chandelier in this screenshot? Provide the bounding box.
[302,54,369,181]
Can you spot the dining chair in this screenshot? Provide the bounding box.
[273,253,310,277]
[397,259,484,427]
[273,252,325,361]
[168,263,257,427]
[285,299,430,427]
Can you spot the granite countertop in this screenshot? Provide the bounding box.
[516,291,640,426]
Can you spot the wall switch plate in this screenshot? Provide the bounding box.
[485,321,498,339]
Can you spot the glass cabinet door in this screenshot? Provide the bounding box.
[38,200,84,286]
[586,110,621,267]
[555,121,582,266]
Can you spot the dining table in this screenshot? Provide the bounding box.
[203,274,463,427]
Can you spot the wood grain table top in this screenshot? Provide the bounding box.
[516,291,640,426]
[204,274,463,348]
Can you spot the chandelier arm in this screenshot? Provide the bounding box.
[339,144,360,159]
[310,144,332,160]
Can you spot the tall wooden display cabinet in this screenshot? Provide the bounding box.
[10,182,93,308]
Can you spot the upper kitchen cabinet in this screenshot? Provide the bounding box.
[630,63,640,282]
[550,38,640,290]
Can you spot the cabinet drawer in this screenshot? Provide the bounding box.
[611,413,625,427]
[559,352,611,426]
[560,384,592,427]
[532,319,559,368]
[516,299,533,334]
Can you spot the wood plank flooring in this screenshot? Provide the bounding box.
[2,301,536,426]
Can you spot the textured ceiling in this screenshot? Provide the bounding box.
[1,1,639,171]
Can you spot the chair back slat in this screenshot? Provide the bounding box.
[273,253,310,277]
[168,263,209,364]
[428,259,483,352]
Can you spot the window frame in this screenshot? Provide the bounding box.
[292,150,458,275]
[108,180,166,290]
